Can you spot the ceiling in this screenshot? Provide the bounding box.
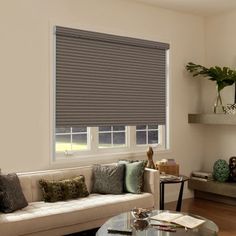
[135,0,236,16]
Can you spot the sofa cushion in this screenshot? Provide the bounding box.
[0,173,28,213]
[118,160,146,194]
[92,164,125,194]
[0,193,154,235]
[39,175,89,202]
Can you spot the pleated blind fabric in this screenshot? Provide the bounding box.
[55,26,169,127]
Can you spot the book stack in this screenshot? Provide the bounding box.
[191,171,213,182]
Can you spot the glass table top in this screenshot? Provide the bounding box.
[96,210,219,236]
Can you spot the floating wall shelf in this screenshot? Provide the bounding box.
[188,113,236,125]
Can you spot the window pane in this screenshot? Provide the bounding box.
[56,127,70,133]
[99,133,111,148]
[72,127,87,133]
[148,125,158,130]
[136,125,146,130]
[148,131,158,144]
[136,131,146,145]
[113,132,125,145]
[72,134,87,151]
[99,126,111,132]
[56,135,71,152]
[113,126,125,131]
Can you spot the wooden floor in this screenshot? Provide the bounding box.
[165,198,236,236]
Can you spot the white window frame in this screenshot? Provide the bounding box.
[50,25,170,164]
[55,125,166,160]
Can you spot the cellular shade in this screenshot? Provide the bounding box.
[55,26,169,127]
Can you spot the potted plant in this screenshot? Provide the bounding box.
[186,62,236,113]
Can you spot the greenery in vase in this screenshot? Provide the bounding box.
[186,62,236,91]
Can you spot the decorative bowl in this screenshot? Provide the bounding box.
[131,208,151,220]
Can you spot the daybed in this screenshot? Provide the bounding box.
[0,165,159,236]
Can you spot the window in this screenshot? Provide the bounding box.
[55,127,88,154]
[53,26,168,160]
[99,126,126,148]
[55,125,165,157]
[136,125,159,145]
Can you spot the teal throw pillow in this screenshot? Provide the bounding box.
[118,160,146,194]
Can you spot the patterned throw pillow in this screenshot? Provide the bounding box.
[39,175,89,202]
[92,164,125,194]
[0,173,28,213]
[118,160,146,194]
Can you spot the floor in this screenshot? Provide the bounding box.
[165,198,236,236]
[67,198,236,236]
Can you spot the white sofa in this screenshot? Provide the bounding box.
[0,166,159,236]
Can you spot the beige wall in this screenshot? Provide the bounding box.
[202,10,236,171]
[0,0,205,201]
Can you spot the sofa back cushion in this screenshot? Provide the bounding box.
[17,166,93,203]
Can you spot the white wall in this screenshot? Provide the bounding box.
[202,10,236,171]
[0,0,206,201]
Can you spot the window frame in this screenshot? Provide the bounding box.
[50,25,170,163]
[55,125,166,159]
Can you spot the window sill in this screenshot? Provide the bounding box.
[51,147,171,168]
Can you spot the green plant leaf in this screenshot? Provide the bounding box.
[186,62,236,91]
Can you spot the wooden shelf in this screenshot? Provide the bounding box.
[188,113,236,125]
[188,178,236,205]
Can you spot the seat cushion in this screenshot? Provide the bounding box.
[0,193,154,236]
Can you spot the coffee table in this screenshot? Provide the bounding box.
[96,210,218,236]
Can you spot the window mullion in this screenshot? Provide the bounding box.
[70,127,73,151]
[129,126,136,151]
[111,126,114,147]
[90,127,98,153]
[146,126,148,145]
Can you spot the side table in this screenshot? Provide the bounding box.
[160,175,189,211]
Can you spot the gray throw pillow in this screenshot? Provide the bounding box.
[118,160,146,194]
[0,173,28,213]
[92,164,125,194]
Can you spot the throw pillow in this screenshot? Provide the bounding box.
[39,179,64,202]
[39,175,89,202]
[92,164,125,194]
[61,176,89,200]
[0,173,28,213]
[118,160,146,194]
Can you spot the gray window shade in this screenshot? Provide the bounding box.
[55,26,169,127]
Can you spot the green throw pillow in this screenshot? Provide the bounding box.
[118,160,146,194]
[39,175,89,202]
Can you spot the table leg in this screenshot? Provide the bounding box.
[176,182,185,211]
[160,183,165,210]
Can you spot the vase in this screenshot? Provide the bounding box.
[213,87,225,114]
